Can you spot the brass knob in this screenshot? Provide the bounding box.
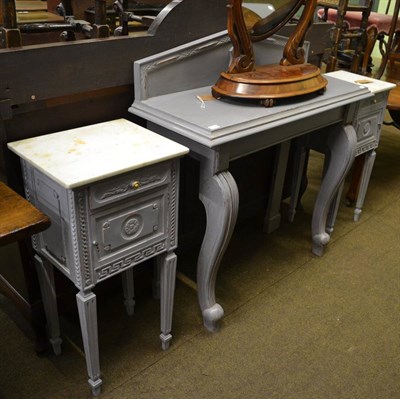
[131,181,140,190]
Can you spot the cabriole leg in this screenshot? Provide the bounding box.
[197,168,239,332]
[312,125,357,256]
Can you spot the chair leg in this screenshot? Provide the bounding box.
[34,254,62,356]
[288,144,308,223]
[346,154,365,206]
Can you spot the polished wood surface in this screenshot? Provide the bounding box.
[213,63,327,101]
[0,181,50,246]
[213,0,327,104]
[17,11,64,23]
[387,84,400,111]
[16,1,47,11]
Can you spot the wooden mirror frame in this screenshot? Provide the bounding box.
[212,0,328,106]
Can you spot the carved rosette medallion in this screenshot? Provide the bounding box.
[122,216,142,239]
[363,121,371,136]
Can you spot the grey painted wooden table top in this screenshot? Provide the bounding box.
[132,76,371,147]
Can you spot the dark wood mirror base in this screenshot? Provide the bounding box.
[212,63,328,107]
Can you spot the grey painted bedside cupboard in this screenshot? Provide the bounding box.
[8,118,189,396]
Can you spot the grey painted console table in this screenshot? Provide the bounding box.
[129,31,372,332]
[8,119,188,396]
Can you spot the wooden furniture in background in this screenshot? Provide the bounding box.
[0,181,51,351]
[0,181,50,246]
[318,0,374,73]
[345,0,400,206]
[319,2,400,76]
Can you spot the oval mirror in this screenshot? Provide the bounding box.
[246,0,302,40]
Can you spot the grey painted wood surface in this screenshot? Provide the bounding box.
[130,32,373,332]
[19,155,182,395]
[289,91,390,225]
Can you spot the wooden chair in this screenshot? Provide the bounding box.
[346,0,400,205]
[318,0,374,73]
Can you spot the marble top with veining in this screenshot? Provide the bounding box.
[8,119,189,189]
[326,71,396,94]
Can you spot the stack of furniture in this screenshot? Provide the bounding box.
[318,0,374,73]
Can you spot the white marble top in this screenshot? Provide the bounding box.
[8,119,189,189]
[326,71,396,94]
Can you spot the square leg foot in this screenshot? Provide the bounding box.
[160,333,172,350]
[50,337,62,356]
[89,378,102,397]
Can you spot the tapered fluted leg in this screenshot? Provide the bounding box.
[121,268,135,316]
[158,251,177,350]
[197,168,239,332]
[34,255,62,355]
[76,291,102,396]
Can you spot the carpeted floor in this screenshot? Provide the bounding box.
[0,120,399,399]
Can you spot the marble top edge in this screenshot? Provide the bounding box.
[325,71,396,93]
[23,155,182,190]
[8,118,189,189]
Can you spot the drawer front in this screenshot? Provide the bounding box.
[359,92,385,109]
[91,186,169,280]
[89,162,170,210]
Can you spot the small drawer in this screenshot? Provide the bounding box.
[359,92,385,110]
[357,94,386,122]
[89,162,170,210]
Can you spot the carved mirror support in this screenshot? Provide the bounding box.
[212,0,328,106]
